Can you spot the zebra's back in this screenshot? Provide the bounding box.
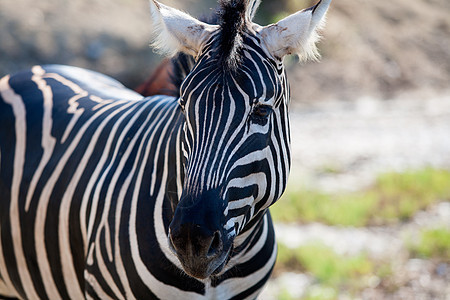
[0,65,185,299]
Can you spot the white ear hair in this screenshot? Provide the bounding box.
[260,0,331,61]
[149,0,219,57]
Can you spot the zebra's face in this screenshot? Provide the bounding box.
[151,0,330,280]
[168,34,291,279]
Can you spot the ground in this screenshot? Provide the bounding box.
[261,96,450,299]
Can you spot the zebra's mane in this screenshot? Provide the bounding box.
[167,0,249,97]
[216,0,247,69]
[169,53,195,97]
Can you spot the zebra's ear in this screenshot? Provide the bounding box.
[149,0,219,57]
[260,0,331,61]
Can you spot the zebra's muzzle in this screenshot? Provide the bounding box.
[168,223,231,279]
[168,190,232,279]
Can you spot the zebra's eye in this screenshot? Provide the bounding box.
[252,104,272,118]
[249,104,273,126]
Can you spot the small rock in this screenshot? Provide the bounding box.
[436,263,448,277]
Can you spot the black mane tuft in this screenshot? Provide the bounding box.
[216,0,248,69]
[163,0,248,97]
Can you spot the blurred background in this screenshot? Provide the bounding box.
[1,0,449,299]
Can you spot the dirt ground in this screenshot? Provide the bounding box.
[260,94,450,299]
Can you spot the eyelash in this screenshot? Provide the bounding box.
[248,103,273,126]
[252,104,272,118]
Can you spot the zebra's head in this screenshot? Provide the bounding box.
[149,0,330,279]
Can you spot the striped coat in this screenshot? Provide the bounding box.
[0,0,330,298]
[0,65,276,299]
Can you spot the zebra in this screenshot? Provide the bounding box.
[0,0,331,299]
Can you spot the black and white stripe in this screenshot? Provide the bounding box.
[0,0,331,298]
[0,59,279,298]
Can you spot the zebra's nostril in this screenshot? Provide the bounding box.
[207,231,222,257]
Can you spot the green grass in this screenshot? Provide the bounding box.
[407,227,450,261]
[271,168,450,226]
[276,242,374,286]
[275,242,392,299]
[271,190,377,226]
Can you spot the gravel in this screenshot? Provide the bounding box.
[288,94,450,192]
[260,94,450,299]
